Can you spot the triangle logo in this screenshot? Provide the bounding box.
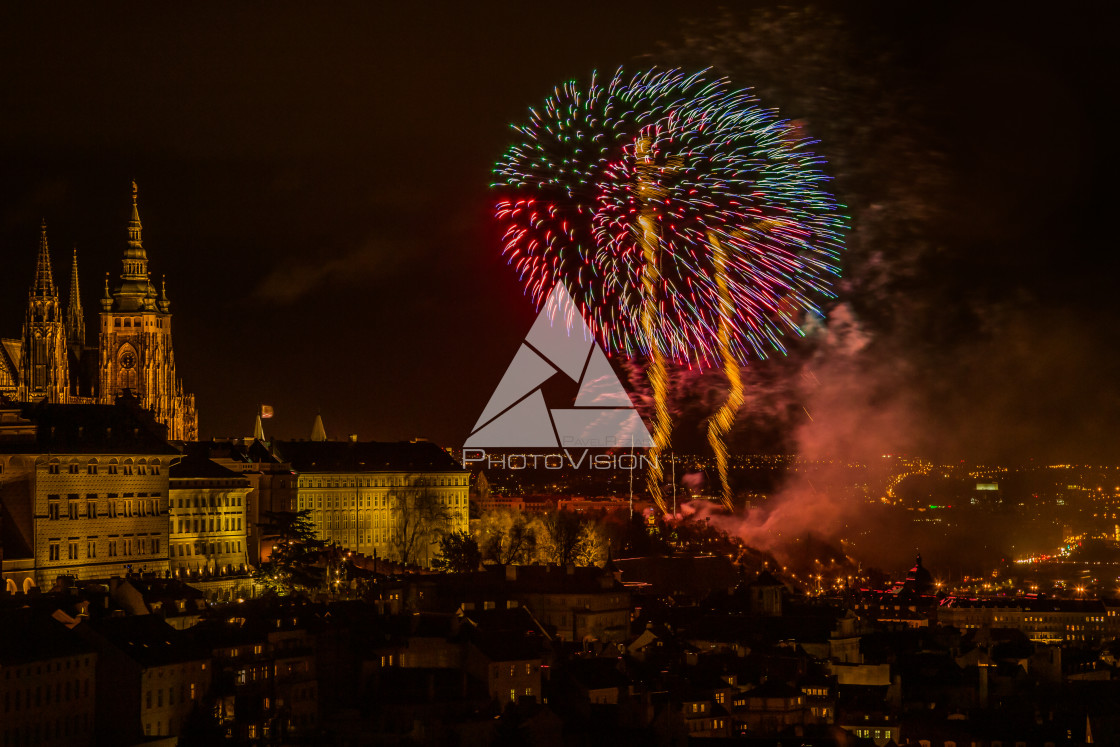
[465,284,654,449]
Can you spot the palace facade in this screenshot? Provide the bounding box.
[0,395,180,590]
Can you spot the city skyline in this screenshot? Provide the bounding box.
[0,2,1114,464]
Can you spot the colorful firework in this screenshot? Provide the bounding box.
[493,68,846,511]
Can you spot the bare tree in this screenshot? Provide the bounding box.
[539,510,585,566]
[477,508,537,565]
[389,475,450,566]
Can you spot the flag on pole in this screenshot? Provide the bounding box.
[260,405,274,419]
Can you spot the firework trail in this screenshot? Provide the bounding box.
[493,68,845,514]
[635,135,676,510]
[706,231,744,510]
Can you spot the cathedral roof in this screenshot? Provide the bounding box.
[273,439,464,474]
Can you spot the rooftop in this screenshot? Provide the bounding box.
[0,396,179,455]
[273,439,464,474]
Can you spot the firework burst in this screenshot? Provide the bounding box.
[493,68,846,511]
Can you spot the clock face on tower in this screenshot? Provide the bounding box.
[120,350,136,370]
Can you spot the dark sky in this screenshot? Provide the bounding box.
[0,2,1114,462]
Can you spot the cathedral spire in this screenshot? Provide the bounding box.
[128,179,143,247]
[67,246,86,346]
[120,180,148,280]
[111,181,156,312]
[31,220,57,298]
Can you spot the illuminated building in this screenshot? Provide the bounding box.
[168,453,252,577]
[278,438,469,565]
[191,439,298,565]
[17,223,71,404]
[0,395,177,590]
[0,183,197,440]
[938,596,1120,645]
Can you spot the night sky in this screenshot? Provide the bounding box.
[0,2,1114,463]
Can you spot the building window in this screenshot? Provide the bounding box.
[108,540,117,557]
[68,542,79,560]
[49,501,60,520]
[68,500,79,520]
[69,463,79,474]
[49,463,60,474]
[87,540,97,558]
[86,497,97,519]
[49,542,61,561]
[88,464,97,475]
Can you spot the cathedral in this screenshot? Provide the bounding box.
[0,182,197,440]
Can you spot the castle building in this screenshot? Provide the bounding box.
[168,453,252,577]
[0,182,197,440]
[277,438,470,566]
[0,395,179,590]
[187,438,298,566]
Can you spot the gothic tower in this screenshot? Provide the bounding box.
[66,246,86,348]
[17,222,70,403]
[98,182,197,440]
[64,245,99,400]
